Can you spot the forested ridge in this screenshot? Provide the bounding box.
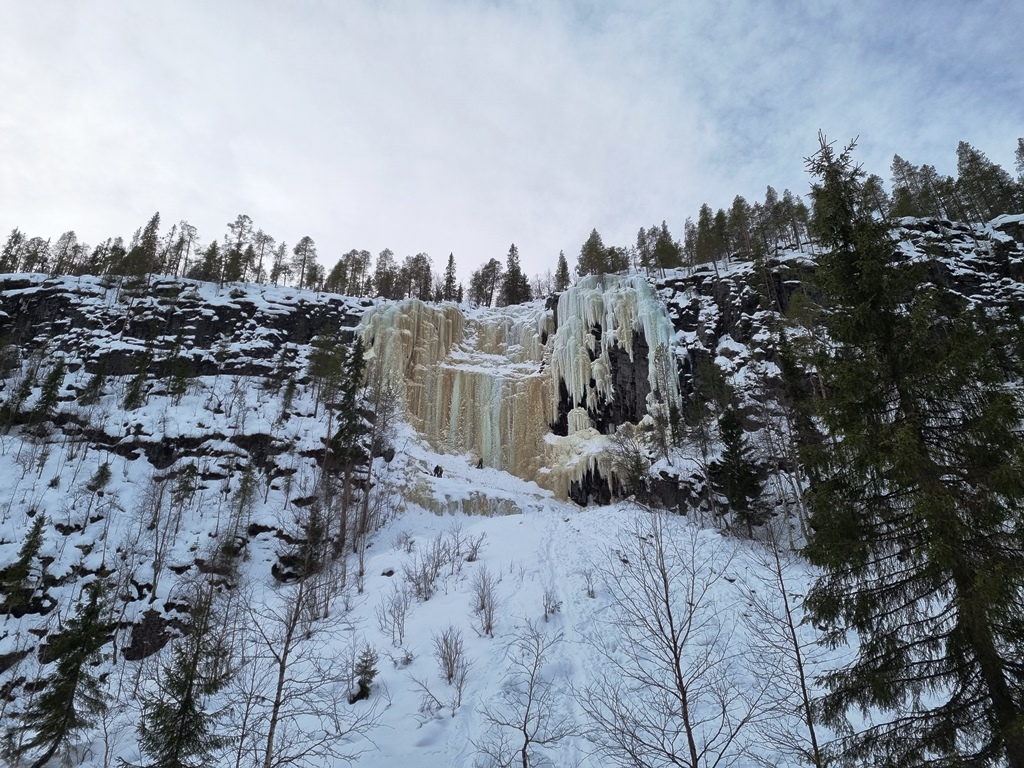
[1,135,1024,767]
[3,138,1021,307]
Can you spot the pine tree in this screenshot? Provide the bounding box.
[329,339,366,469]
[307,327,347,417]
[468,258,503,306]
[291,236,318,289]
[20,236,51,274]
[6,579,110,768]
[268,241,290,286]
[955,140,1018,222]
[49,231,79,277]
[121,212,161,278]
[136,592,231,768]
[221,245,245,283]
[727,196,753,259]
[802,133,1024,767]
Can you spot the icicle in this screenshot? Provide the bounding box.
[361,275,681,501]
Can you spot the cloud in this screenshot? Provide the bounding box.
[0,0,1021,283]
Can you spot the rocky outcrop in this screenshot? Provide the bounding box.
[0,275,371,379]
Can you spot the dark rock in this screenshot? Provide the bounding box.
[122,609,184,661]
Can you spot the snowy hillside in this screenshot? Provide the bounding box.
[1,213,1023,768]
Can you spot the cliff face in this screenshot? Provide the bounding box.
[2,215,1022,512]
[0,215,1022,763]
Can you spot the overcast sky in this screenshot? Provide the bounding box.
[1,0,1021,283]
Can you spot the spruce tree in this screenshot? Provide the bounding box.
[802,134,1024,767]
[1,514,46,616]
[349,645,379,704]
[499,244,531,306]
[329,337,366,464]
[136,592,231,768]
[0,227,25,272]
[442,253,458,301]
[553,251,571,291]
[31,359,65,425]
[576,229,606,276]
[714,406,762,536]
[6,579,110,768]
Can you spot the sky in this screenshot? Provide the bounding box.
[1,0,1022,284]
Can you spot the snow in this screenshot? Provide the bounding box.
[0,391,834,768]
[0,269,838,768]
[6,213,1020,766]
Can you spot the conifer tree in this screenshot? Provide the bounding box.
[694,204,716,264]
[0,227,25,272]
[652,221,682,274]
[291,236,318,289]
[1,514,46,616]
[442,253,458,301]
[188,242,221,283]
[499,244,531,306]
[576,228,606,276]
[714,406,762,536]
[31,359,65,425]
[468,258,503,306]
[348,646,379,704]
[6,579,110,768]
[48,231,79,277]
[124,353,151,410]
[221,246,245,283]
[136,591,231,768]
[371,248,397,299]
[727,196,753,258]
[329,337,367,551]
[121,212,161,278]
[268,241,290,286]
[955,140,1018,222]
[802,133,1024,767]
[553,250,571,291]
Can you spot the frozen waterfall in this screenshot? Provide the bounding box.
[359,274,681,501]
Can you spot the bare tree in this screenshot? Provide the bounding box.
[579,511,772,768]
[475,620,576,768]
[738,523,827,768]
[241,566,380,768]
[375,581,412,647]
[471,565,498,637]
[579,568,596,599]
[608,422,650,501]
[433,625,468,685]
[411,625,473,719]
[542,586,561,622]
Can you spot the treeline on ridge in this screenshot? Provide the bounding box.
[1,138,1021,304]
